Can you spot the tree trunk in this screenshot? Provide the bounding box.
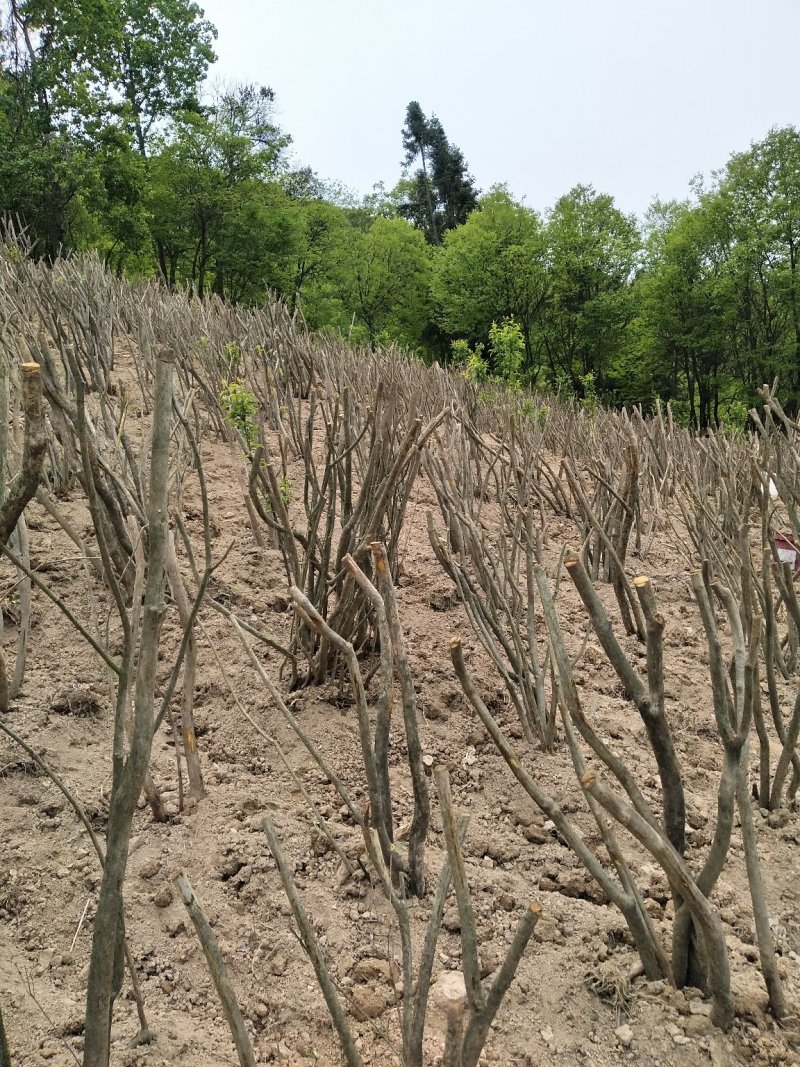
[419,148,439,245]
[82,352,173,1067]
[0,1000,10,1067]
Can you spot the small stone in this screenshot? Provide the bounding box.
[684,1014,713,1037]
[432,971,466,1008]
[615,1024,634,1048]
[689,997,712,1017]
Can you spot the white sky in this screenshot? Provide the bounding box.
[199,0,800,218]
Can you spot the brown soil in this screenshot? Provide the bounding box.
[2,366,800,1067]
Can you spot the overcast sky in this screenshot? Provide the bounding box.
[199,0,799,218]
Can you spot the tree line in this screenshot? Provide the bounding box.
[2,0,799,426]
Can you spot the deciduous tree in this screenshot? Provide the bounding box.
[431,187,548,378]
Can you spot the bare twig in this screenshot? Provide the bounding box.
[174,873,256,1067]
[264,819,365,1067]
[0,363,46,544]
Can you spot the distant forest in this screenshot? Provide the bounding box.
[2,0,799,426]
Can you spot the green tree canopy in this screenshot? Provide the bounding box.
[541,184,642,394]
[399,101,478,244]
[115,0,217,156]
[719,127,800,402]
[431,187,548,379]
[0,0,216,255]
[147,82,292,296]
[638,195,737,427]
[330,216,432,348]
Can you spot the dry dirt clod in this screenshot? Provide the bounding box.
[351,957,399,984]
[152,884,174,909]
[614,1023,634,1047]
[350,984,392,1020]
[534,915,564,945]
[50,688,102,717]
[138,859,161,880]
[268,952,288,976]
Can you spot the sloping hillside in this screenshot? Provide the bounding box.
[0,248,799,1067]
